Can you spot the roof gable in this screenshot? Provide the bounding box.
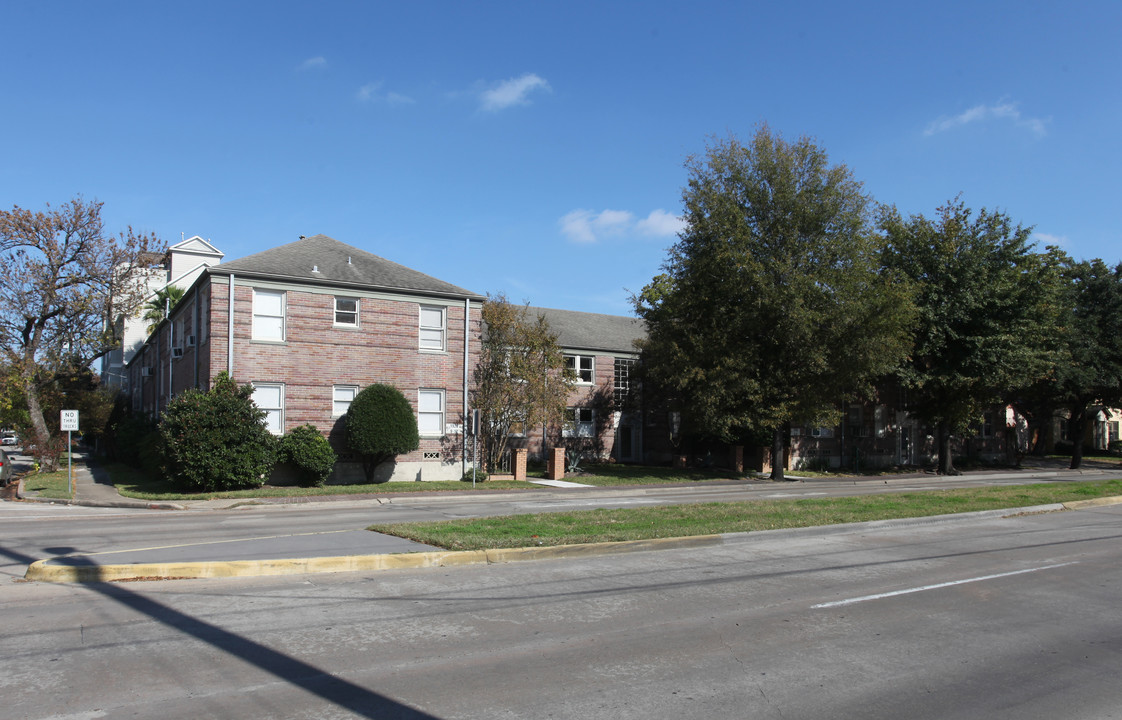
[169,236,224,259]
[211,234,480,298]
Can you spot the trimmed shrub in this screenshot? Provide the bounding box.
[461,468,489,482]
[346,384,420,483]
[159,373,277,492]
[278,424,337,487]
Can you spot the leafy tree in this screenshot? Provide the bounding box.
[278,424,338,486]
[159,372,277,492]
[142,285,186,334]
[345,384,420,482]
[0,198,158,470]
[1049,258,1122,468]
[471,294,575,472]
[880,198,1061,475]
[635,127,914,480]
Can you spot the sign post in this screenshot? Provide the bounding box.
[60,410,79,496]
[471,409,480,488]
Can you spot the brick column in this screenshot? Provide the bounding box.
[513,448,528,481]
[547,447,566,480]
[731,445,744,473]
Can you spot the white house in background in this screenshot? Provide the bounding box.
[101,236,224,385]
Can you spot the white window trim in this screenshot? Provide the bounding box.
[563,407,595,438]
[565,354,595,384]
[419,305,446,352]
[332,385,358,417]
[252,289,286,342]
[252,382,285,435]
[334,296,359,328]
[418,389,445,437]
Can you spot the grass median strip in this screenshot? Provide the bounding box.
[368,478,1122,551]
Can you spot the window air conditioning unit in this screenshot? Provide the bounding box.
[172,347,184,359]
[141,367,155,377]
[186,335,196,347]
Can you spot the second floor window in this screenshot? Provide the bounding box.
[614,358,635,405]
[252,289,285,342]
[565,354,594,384]
[335,297,358,326]
[419,306,445,351]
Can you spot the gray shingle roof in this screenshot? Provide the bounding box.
[526,306,646,354]
[210,234,482,299]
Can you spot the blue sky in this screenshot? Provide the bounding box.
[3,1,1119,315]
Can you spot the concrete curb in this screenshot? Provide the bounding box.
[15,491,186,511]
[24,534,723,583]
[1061,496,1122,510]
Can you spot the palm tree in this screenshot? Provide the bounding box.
[142,285,186,335]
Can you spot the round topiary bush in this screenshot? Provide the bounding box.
[278,424,337,487]
[346,383,420,483]
[159,372,277,492]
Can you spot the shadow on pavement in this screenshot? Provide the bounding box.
[2,542,442,719]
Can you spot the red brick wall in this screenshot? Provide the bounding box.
[200,279,481,464]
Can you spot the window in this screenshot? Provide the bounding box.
[564,407,595,437]
[981,411,996,438]
[419,306,445,351]
[565,354,594,384]
[847,404,866,437]
[418,389,445,436]
[252,383,284,435]
[334,297,358,326]
[811,426,835,438]
[875,405,889,438]
[333,385,358,417]
[614,358,636,406]
[252,289,285,341]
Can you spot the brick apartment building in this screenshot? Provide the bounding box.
[126,234,483,482]
[122,235,1119,482]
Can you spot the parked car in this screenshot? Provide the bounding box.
[1,433,16,446]
[0,447,11,485]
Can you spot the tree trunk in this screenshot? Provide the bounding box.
[1069,405,1087,470]
[770,426,787,481]
[24,382,59,473]
[936,421,959,476]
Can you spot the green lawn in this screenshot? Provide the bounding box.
[18,470,74,499]
[105,455,1122,501]
[367,477,1122,550]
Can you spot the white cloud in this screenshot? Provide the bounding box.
[480,73,550,112]
[637,209,687,237]
[559,208,683,243]
[924,101,1048,138]
[357,82,415,106]
[299,56,327,71]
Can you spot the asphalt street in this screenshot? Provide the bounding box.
[3,503,1121,719]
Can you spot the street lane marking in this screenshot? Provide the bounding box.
[812,562,1079,609]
